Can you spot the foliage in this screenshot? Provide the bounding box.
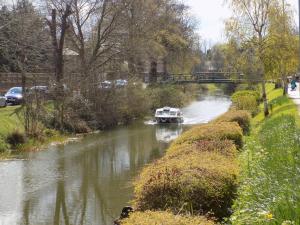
[231,86,300,224]
[133,150,239,219]
[121,211,216,225]
[166,139,237,158]
[6,130,26,148]
[214,110,251,134]
[146,85,186,110]
[0,1,52,72]
[232,90,261,103]
[172,122,243,149]
[0,136,9,152]
[231,90,261,115]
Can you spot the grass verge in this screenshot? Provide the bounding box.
[231,84,300,224]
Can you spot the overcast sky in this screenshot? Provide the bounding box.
[186,0,299,44]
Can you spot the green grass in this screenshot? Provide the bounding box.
[0,105,67,157]
[231,85,300,224]
[0,106,24,137]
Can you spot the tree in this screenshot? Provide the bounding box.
[46,0,72,129]
[264,0,298,94]
[226,0,274,116]
[0,0,52,136]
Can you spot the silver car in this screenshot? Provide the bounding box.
[5,87,23,105]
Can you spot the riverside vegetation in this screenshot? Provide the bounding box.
[0,84,199,157]
[124,84,300,224]
[121,90,254,223]
[231,85,300,224]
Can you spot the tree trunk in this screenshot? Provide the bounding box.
[282,76,288,95]
[162,58,168,81]
[262,79,269,117]
[48,6,71,130]
[150,60,157,83]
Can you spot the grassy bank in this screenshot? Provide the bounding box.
[231,84,300,224]
[0,105,69,158]
[0,106,23,136]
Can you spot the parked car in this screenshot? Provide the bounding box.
[99,80,112,89]
[30,86,48,94]
[5,87,23,105]
[0,96,6,107]
[115,79,128,87]
[29,86,49,98]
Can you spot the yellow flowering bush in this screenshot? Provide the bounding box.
[133,150,239,219]
[121,211,216,225]
[172,122,243,148]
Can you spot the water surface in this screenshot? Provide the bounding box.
[0,95,231,225]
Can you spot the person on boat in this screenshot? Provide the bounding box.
[291,77,297,91]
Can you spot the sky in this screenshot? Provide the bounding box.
[186,0,299,44]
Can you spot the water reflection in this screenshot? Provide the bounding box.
[156,124,183,143]
[0,95,231,225]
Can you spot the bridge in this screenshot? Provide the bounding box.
[148,72,264,84]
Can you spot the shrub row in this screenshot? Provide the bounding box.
[131,114,246,221]
[231,90,261,103]
[133,150,238,219]
[231,90,260,115]
[172,122,243,148]
[121,211,215,225]
[214,110,251,134]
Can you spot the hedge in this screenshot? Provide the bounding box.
[231,90,260,115]
[231,90,261,103]
[172,122,243,149]
[133,150,239,219]
[214,110,251,134]
[166,139,237,158]
[121,211,216,225]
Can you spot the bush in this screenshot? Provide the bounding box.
[133,150,239,219]
[167,139,237,158]
[146,85,186,110]
[232,90,261,103]
[172,122,243,148]
[63,119,91,134]
[214,110,251,134]
[0,136,9,152]
[231,90,260,115]
[121,211,216,225]
[44,129,59,138]
[6,130,26,147]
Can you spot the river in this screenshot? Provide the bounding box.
[0,94,231,225]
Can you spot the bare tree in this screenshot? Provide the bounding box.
[46,0,73,129]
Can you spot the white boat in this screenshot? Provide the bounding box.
[155,107,184,123]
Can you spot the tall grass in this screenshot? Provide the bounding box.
[231,85,300,224]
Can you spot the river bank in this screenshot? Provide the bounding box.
[120,86,264,224]
[230,84,300,224]
[0,93,231,225]
[0,84,219,159]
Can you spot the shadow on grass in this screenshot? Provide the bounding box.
[270,104,296,115]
